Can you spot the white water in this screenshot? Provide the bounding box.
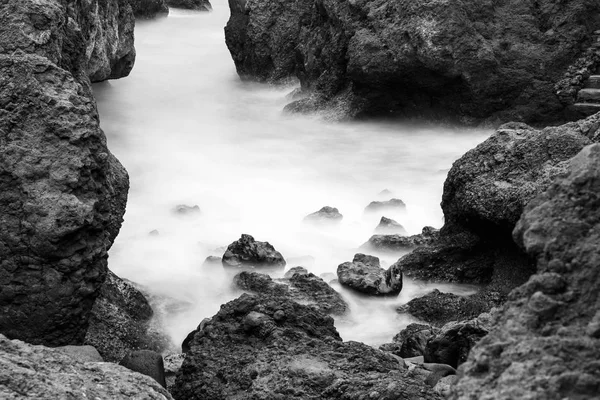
[94,7,490,349]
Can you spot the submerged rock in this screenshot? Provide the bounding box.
[172,293,441,399]
[0,334,172,399]
[375,216,407,234]
[222,234,286,269]
[363,227,439,252]
[167,0,211,11]
[0,0,130,346]
[304,206,343,223]
[174,204,201,214]
[365,198,406,213]
[337,254,402,296]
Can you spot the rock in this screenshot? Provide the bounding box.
[84,270,171,362]
[363,227,439,252]
[233,270,348,315]
[392,323,440,358]
[167,0,212,11]
[55,345,104,363]
[453,144,600,399]
[130,0,169,18]
[0,0,130,346]
[120,350,167,388]
[174,204,201,214]
[337,253,402,296]
[149,229,160,236]
[225,0,600,122]
[433,375,458,396]
[375,216,407,234]
[304,206,343,223]
[364,198,406,213]
[319,272,337,283]
[0,334,173,399]
[283,266,309,279]
[422,363,457,387]
[424,315,491,368]
[202,255,222,266]
[222,234,286,269]
[164,353,185,392]
[172,293,441,399]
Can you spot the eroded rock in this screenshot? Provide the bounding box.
[222,234,286,269]
[337,253,402,296]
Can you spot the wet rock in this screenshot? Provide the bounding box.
[433,374,458,396]
[0,0,130,345]
[167,0,212,10]
[172,293,441,399]
[233,270,348,315]
[386,323,441,358]
[365,198,406,213]
[84,270,171,362]
[304,206,343,223]
[454,143,600,399]
[362,227,439,252]
[164,353,185,392]
[0,334,172,399]
[120,350,167,388]
[284,266,309,279]
[337,254,402,296]
[422,363,457,387]
[174,204,201,215]
[130,0,169,18]
[222,234,286,269]
[202,255,222,267]
[375,216,407,234]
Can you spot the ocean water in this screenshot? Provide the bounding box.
[94,7,490,349]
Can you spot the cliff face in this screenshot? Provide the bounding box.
[0,0,131,346]
[226,0,600,122]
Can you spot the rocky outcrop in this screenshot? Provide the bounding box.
[130,0,169,18]
[375,216,407,234]
[0,334,173,399]
[167,0,211,11]
[225,0,600,122]
[173,293,441,399]
[222,234,286,269]
[364,198,406,213]
[85,270,171,362]
[0,0,130,346]
[380,323,440,358]
[362,227,439,252]
[337,253,402,296]
[453,144,600,399]
[303,206,343,223]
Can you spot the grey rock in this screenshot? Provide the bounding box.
[222,234,286,269]
[365,198,406,213]
[304,206,343,223]
[167,0,212,11]
[337,253,402,296]
[120,350,167,388]
[375,216,407,234]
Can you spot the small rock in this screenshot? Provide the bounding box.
[120,350,167,388]
[365,198,406,213]
[55,345,103,362]
[375,216,407,234]
[304,206,343,223]
[337,253,402,296]
[174,204,201,215]
[202,256,222,267]
[284,266,309,279]
[222,234,286,269]
[149,229,160,236]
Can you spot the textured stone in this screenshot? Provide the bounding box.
[222,234,286,269]
[167,0,211,11]
[120,350,167,388]
[130,0,169,18]
[337,253,402,296]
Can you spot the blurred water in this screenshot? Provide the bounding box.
[94,7,490,349]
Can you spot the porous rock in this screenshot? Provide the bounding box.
[337,253,402,296]
[222,234,286,269]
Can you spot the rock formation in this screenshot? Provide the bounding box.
[222,234,286,269]
[374,216,407,234]
[337,253,402,296]
[0,0,130,346]
[303,206,343,223]
[364,198,406,213]
[167,0,211,11]
[225,0,600,122]
[130,0,169,18]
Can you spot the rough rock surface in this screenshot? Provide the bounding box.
[380,323,440,358]
[172,293,441,400]
[453,144,600,399]
[120,349,167,388]
[167,0,211,11]
[337,253,403,296]
[222,234,286,269]
[0,334,173,399]
[130,0,169,18]
[84,270,171,362]
[375,216,407,234]
[0,0,130,346]
[363,227,439,252]
[304,206,343,223]
[233,270,348,315]
[225,0,600,122]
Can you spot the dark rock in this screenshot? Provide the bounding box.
[362,227,439,252]
[84,270,170,362]
[222,234,286,269]
[164,353,185,392]
[283,266,309,279]
[424,315,491,369]
[130,0,169,18]
[454,143,600,399]
[55,345,104,363]
[225,0,600,123]
[182,318,211,353]
[422,363,457,387]
[365,198,406,213]
[233,270,348,315]
[375,216,407,234]
[391,323,440,358]
[337,254,402,296]
[0,0,130,346]
[174,204,201,214]
[0,334,172,399]
[167,0,211,11]
[120,350,167,388]
[172,293,441,399]
[304,206,343,223]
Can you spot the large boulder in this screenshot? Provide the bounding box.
[453,144,600,399]
[337,253,402,296]
[0,334,173,399]
[172,293,441,399]
[222,234,286,269]
[225,0,600,122]
[0,0,130,346]
[167,0,211,11]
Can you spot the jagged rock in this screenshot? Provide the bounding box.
[375,216,407,234]
[225,0,600,122]
[233,270,348,315]
[164,353,185,392]
[130,0,169,18]
[120,350,167,388]
[167,0,211,11]
[453,144,600,399]
[0,0,130,346]
[337,254,402,296]
[364,198,406,213]
[172,293,441,399]
[84,270,170,362]
[381,323,440,358]
[362,227,439,252]
[222,234,286,269]
[174,204,200,214]
[424,314,492,369]
[283,266,309,279]
[0,334,172,399]
[303,206,343,223]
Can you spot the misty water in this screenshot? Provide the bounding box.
[94,7,490,349]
